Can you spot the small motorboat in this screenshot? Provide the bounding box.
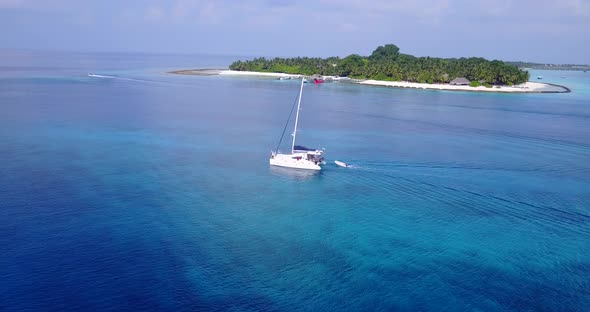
[537,76,543,79]
[314,78,324,84]
[334,160,349,168]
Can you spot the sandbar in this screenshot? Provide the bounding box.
[168,69,570,93]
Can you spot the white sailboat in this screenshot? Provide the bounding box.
[270,78,325,170]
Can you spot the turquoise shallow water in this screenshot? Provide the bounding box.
[0,52,589,311]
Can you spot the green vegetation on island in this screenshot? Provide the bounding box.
[229,44,530,85]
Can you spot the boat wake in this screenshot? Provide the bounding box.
[88,73,166,84]
[324,159,590,236]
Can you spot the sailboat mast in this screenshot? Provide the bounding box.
[291,77,304,154]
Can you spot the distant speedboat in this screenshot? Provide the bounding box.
[537,76,543,79]
[88,73,111,78]
[314,78,324,84]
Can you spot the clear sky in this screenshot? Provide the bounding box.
[1,0,589,63]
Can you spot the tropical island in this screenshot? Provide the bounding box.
[230,44,529,86]
[170,44,570,93]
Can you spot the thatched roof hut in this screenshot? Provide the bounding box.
[450,77,470,85]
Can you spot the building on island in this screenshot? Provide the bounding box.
[450,77,470,85]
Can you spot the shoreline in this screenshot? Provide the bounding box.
[168,69,570,93]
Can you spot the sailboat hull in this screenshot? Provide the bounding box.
[270,153,322,170]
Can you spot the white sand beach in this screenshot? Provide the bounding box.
[357,80,568,93]
[172,70,569,93]
[218,70,302,78]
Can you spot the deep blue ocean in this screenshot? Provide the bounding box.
[1,50,589,311]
